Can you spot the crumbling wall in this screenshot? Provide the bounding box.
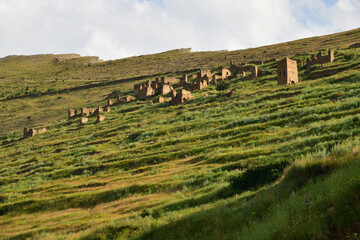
[221,69,232,79]
[97,115,106,123]
[68,109,77,120]
[81,108,90,116]
[154,96,165,103]
[161,76,180,85]
[307,49,334,68]
[161,84,174,95]
[23,127,46,138]
[138,85,155,99]
[228,60,260,80]
[81,118,89,124]
[171,89,193,105]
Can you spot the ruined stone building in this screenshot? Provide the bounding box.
[277,57,299,85]
[97,115,106,123]
[193,69,222,85]
[23,127,47,138]
[161,84,174,95]
[137,80,156,99]
[186,79,208,91]
[171,89,193,105]
[68,109,78,120]
[23,127,37,138]
[228,60,260,80]
[306,49,334,68]
[81,108,91,116]
[221,69,232,79]
[134,77,179,98]
[81,118,89,124]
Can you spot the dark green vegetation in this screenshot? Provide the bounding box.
[1,28,360,239]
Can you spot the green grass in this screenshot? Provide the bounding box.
[1,29,360,239]
[137,142,360,240]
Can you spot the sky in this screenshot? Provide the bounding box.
[0,0,359,60]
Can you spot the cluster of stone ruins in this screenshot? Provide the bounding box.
[23,46,344,138]
[62,49,338,126]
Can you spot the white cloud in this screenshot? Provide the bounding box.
[328,0,360,30]
[0,0,359,60]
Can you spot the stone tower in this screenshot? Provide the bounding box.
[277,58,299,85]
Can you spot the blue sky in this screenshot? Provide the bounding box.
[324,0,339,6]
[0,0,359,60]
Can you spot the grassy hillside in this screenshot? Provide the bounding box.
[1,28,360,134]
[1,29,360,239]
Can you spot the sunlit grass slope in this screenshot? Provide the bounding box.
[1,42,360,239]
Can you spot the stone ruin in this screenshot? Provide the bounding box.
[154,96,165,103]
[97,115,106,123]
[123,95,136,103]
[81,108,91,116]
[104,106,111,113]
[160,76,180,85]
[23,127,47,138]
[134,80,156,99]
[134,77,179,99]
[229,60,261,80]
[171,89,193,105]
[186,79,208,91]
[306,49,334,68]
[92,107,104,116]
[161,84,174,95]
[190,69,224,86]
[221,69,232,79]
[68,91,137,125]
[81,117,89,124]
[68,109,78,120]
[139,81,155,99]
[110,95,136,106]
[180,68,233,92]
[277,57,299,85]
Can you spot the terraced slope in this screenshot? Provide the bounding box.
[0,44,360,239]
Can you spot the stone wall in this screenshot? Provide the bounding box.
[161,84,174,95]
[161,76,180,85]
[306,49,334,68]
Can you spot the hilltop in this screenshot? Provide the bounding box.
[0,28,360,239]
